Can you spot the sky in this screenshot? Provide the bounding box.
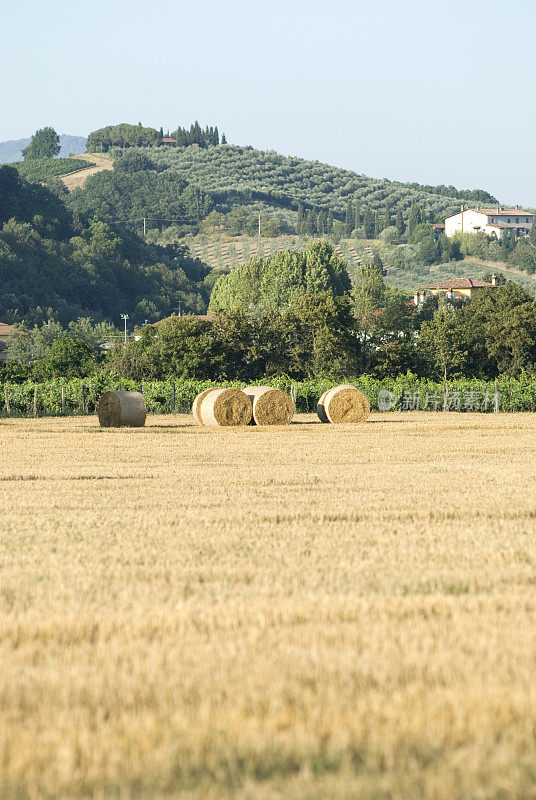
[1,0,535,206]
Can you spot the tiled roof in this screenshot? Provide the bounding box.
[419,278,492,290]
[0,322,15,336]
[473,208,533,217]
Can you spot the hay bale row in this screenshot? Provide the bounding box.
[96,384,369,428]
[317,384,370,424]
[243,386,295,426]
[97,391,147,427]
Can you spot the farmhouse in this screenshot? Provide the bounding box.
[445,207,533,239]
[0,322,15,360]
[159,137,177,146]
[413,277,497,305]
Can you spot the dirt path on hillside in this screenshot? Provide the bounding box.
[60,153,113,191]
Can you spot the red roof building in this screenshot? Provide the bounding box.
[0,322,15,340]
[414,277,498,304]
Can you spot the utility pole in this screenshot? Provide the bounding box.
[258,213,261,238]
[143,217,146,237]
[120,314,129,344]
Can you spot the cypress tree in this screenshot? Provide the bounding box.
[306,209,316,236]
[326,210,333,234]
[374,211,381,239]
[407,203,420,240]
[354,202,361,232]
[221,133,227,144]
[363,210,374,239]
[214,126,219,145]
[345,199,353,237]
[317,210,326,236]
[384,203,392,228]
[297,204,305,235]
[395,209,405,238]
[159,127,164,139]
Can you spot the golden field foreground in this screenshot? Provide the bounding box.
[2,412,536,800]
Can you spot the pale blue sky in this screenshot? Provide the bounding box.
[2,0,534,205]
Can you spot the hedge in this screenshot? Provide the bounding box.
[2,374,536,416]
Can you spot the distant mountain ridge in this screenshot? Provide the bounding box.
[0,134,87,164]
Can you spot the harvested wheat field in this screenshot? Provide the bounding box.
[2,412,536,800]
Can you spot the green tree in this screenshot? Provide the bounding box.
[363,210,374,238]
[32,337,97,379]
[344,200,353,237]
[419,306,467,380]
[209,241,351,313]
[22,127,61,160]
[354,202,361,233]
[352,261,386,371]
[374,211,381,239]
[406,202,421,240]
[395,209,405,238]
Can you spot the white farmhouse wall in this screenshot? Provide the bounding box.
[445,209,533,239]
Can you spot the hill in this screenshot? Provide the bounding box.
[142,142,498,226]
[0,134,87,164]
[66,140,501,243]
[0,165,211,326]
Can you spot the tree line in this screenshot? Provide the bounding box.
[4,241,536,385]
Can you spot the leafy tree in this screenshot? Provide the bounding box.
[32,337,97,379]
[22,127,60,160]
[380,225,399,244]
[353,261,385,371]
[107,315,220,380]
[86,123,159,152]
[460,284,536,377]
[419,306,468,380]
[209,241,351,313]
[114,151,157,174]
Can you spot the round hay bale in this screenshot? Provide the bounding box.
[317,384,370,424]
[97,391,147,427]
[317,389,330,423]
[197,388,252,427]
[192,388,224,425]
[243,386,295,426]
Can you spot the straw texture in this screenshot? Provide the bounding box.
[243,386,295,426]
[97,391,147,427]
[317,384,370,424]
[197,388,252,427]
[192,388,223,425]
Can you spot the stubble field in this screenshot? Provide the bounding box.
[1,412,536,800]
